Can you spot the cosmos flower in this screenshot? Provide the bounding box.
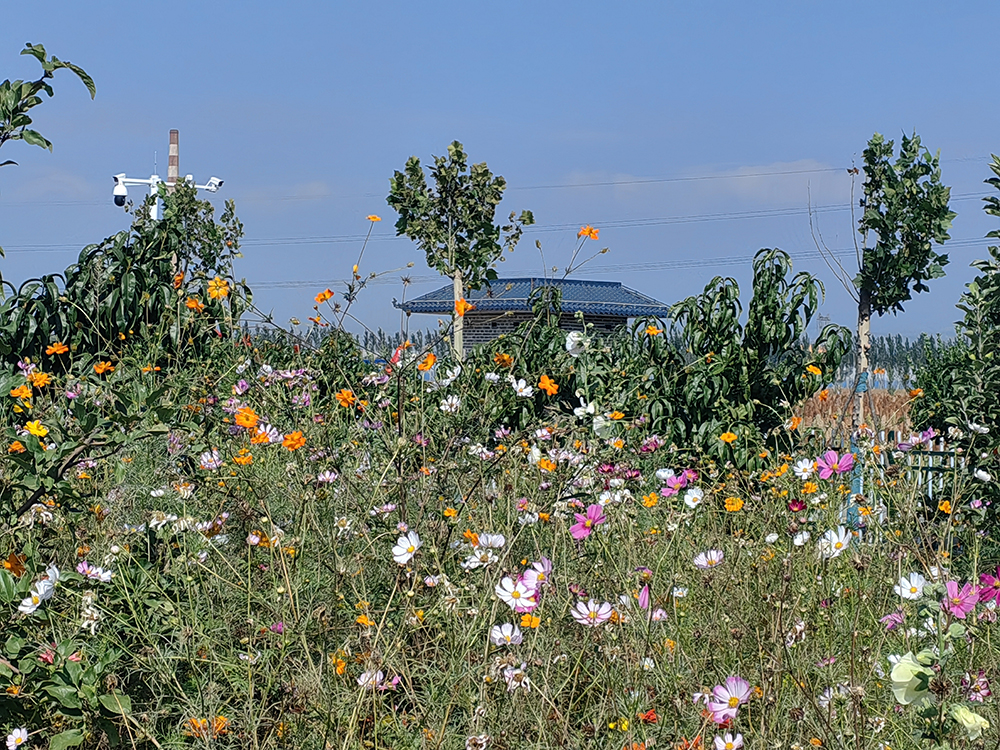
[569,504,606,540]
[895,573,926,600]
[391,531,421,565]
[489,623,523,646]
[571,599,614,627]
[694,550,724,569]
[707,675,751,723]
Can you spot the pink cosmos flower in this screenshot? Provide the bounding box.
[638,584,650,610]
[571,599,614,627]
[521,558,552,592]
[941,580,979,619]
[569,504,607,540]
[815,450,854,480]
[707,675,751,723]
[879,609,905,630]
[664,474,688,494]
[682,468,699,483]
[979,567,1000,604]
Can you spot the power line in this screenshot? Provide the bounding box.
[246,237,994,291]
[1,191,987,255]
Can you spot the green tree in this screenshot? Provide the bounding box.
[0,42,95,269]
[852,132,955,426]
[386,141,533,359]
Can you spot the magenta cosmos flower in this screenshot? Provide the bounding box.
[979,567,1000,605]
[707,675,751,723]
[815,450,854,480]
[570,504,607,540]
[941,581,979,619]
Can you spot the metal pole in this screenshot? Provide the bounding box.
[149,176,160,221]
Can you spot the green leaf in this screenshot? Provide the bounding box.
[49,729,85,750]
[99,691,133,714]
[20,129,53,151]
[0,570,17,604]
[44,683,82,709]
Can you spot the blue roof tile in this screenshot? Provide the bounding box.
[395,277,671,318]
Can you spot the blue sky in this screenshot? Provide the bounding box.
[2,1,998,339]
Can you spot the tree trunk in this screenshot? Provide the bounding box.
[853,288,871,431]
[453,270,464,361]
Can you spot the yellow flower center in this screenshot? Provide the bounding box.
[588,611,597,619]
[834,542,843,549]
[726,743,734,750]
[511,591,520,599]
[910,587,918,594]
[406,545,415,554]
[728,696,740,708]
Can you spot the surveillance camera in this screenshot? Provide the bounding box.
[112,174,128,206]
[204,177,224,193]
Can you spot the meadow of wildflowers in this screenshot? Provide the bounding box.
[2,303,999,750]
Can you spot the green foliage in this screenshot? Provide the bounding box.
[0,43,95,158]
[0,42,95,265]
[857,132,956,316]
[0,182,248,369]
[386,140,534,291]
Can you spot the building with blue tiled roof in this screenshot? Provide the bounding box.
[395,277,671,352]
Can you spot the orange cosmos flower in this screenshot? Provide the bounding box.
[520,613,541,629]
[645,325,663,336]
[8,441,26,454]
[642,492,658,508]
[724,496,744,512]
[3,552,26,578]
[94,361,115,375]
[538,458,557,472]
[454,298,475,317]
[233,450,253,466]
[25,420,48,438]
[817,389,829,401]
[443,507,458,518]
[938,499,952,514]
[315,288,334,304]
[608,411,625,420]
[172,272,184,289]
[787,415,803,430]
[493,352,513,368]
[462,529,480,547]
[909,388,924,399]
[367,214,382,222]
[335,389,356,408]
[208,276,230,300]
[186,297,205,313]
[577,225,599,240]
[234,407,259,430]
[719,431,738,444]
[282,431,306,451]
[250,428,271,445]
[10,384,32,400]
[538,375,558,396]
[417,353,437,372]
[45,341,69,355]
[27,372,51,388]
[806,364,822,376]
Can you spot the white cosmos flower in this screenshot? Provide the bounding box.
[503,662,531,692]
[484,372,501,383]
[895,572,926,600]
[684,487,705,508]
[765,532,779,544]
[512,378,534,398]
[357,670,384,689]
[477,533,506,549]
[462,549,498,570]
[975,468,992,483]
[793,459,815,480]
[440,395,461,413]
[694,549,724,569]
[392,531,422,565]
[818,526,851,559]
[655,468,675,482]
[489,623,523,646]
[6,728,29,750]
[565,331,587,358]
[495,576,535,610]
[793,531,811,546]
[969,422,990,434]
[573,398,596,418]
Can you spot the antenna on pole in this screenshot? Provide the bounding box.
[167,129,179,192]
